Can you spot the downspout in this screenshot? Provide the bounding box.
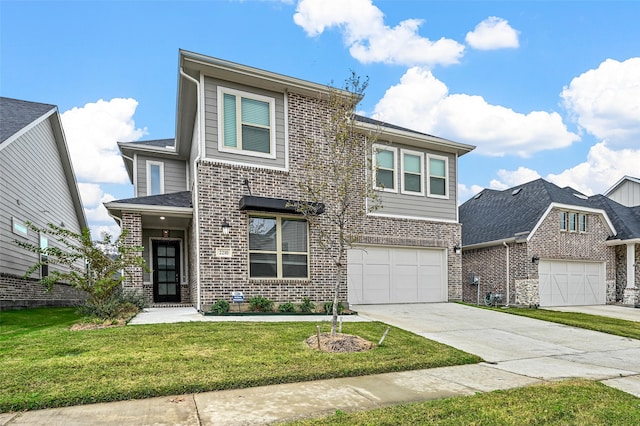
[180,67,203,312]
[503,241,510,307]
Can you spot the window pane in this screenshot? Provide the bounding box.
[377,169,394,189]
[429,158,446,177]
[376,149,394,169]
[150,164,161,195]
[157,257,166,268]
[404,154,421,173]
[166,246,175,257]
[282,254,308,278]
[159,283,168,295]
[405,173,421,192]
[430,177,446,196]
[250,253,277,277]
[281,219,307,252]
[241,97,270,127]
[569,213,577,231]
[579,214,587,232]
[158,246,166,256]
[560,212,567,230]
[223,93,237,148]
[249,217,277,250]
[242,125,270,153]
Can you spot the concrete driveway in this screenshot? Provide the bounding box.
[352,303,640,397]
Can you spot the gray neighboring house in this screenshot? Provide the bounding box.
[105,49,475,312]
[0,97,88,309]
[459,178,640,307]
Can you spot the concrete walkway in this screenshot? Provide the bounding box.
[2,303,639,425]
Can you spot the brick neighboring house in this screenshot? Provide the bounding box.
[459,178,640,307]
[0,97,88,309]
[104,50,475,312]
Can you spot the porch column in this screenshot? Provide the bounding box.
[121,212,144,296]
[623,243,639,306]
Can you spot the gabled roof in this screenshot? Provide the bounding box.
[460,178,622,247]
[603,175,640,196]
[117,138,180,182]
[0,97,56,144]
[588,195,640,241]
[108,191,192,208]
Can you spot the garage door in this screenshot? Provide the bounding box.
[538,260,605,306]
[347,246,447,304]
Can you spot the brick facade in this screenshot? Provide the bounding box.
[0,273,87,309]
[462,208,618,306]
[121,212,145,300]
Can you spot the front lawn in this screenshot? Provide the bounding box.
[0,308,481,412]
[286,379,640,425]
[472,305,640,340]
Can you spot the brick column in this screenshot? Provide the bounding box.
[121,212,144,297]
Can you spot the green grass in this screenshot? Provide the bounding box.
[0,308,481,412]
[471,305,640,340]
[286,379,640,425]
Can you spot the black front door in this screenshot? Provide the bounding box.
[153,240,181,303]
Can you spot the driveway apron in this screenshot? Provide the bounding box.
[353,303,640,396]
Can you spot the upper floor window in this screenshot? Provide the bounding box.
[249,216,308,279]
[219,87,276,158]
[147,161,164,196]
[427,154,448,198]
[560,210,587,232]
[401,149,424,195]
[373,145,397,192]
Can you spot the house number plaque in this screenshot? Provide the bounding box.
[215,247,232,258]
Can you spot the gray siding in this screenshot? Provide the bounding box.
[136,155,187,197]
[374,144,458,222]
[607,180,640,207]
[0,118,82,277]
[203,77,287,169]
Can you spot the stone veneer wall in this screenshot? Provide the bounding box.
[194,91,463,310]
[0,273,87,309]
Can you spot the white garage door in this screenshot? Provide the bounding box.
[347,246,447,304]
[538,260,605,306]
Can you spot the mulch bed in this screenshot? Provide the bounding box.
[305,332,375,353]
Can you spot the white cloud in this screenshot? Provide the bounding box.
[293,0,464,66]
[466,16,519,50]
[61,98,147,184]
[489,167,541,190]
[458,182,485,201]
[561,57,640,147]
[77,182,118,237]
[373,67,580,157]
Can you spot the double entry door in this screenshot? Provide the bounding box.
[153,240,181,303]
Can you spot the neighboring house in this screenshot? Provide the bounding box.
[0,97,88,309]
[459,178,640,307]
[105,50,475,311]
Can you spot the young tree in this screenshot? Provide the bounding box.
[293,73,380,335]
[15,223,146,316]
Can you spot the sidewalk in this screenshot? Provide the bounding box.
[0,363,542,426]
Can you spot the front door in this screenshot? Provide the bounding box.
[153,240,181,303]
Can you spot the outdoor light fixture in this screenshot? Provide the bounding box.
[532,255,540,265]
[160,216,166,220]
[221,218,231,235]
[453,244,462,254]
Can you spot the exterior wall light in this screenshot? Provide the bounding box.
[453,244,462,254]
[221,218,231,235]
[532,255,540,265]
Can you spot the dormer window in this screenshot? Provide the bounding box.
[218,87,276,158]
[147,161,164,196]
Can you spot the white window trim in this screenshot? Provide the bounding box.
[248,215,309,280]
[146,160,165,196]
[560,210,588,233]
[427,153,449,199]
[372,144,398,193]
[217,86,277,160]
[12,217,28,237]
[400,148,425,196]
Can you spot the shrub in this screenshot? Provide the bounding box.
[210,300,230,315]
[298,297,316,313]
[77,288,146,320]
[248,296,274,312]
[277,302,296,313]
[324,301,345,315]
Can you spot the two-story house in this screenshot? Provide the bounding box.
[105,50,475,311]
[459,178,640,307]
[0,97,88,309]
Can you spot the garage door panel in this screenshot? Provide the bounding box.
[347,246,446,304]
[539,260,605,307]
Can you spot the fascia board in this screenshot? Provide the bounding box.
[104,202,193,216]
[527,202,616,242]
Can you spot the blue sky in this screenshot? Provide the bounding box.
[2,0,639,237]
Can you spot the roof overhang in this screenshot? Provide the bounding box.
[606,238,640,246]
[105,202,193,230]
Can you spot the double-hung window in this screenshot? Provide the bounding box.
[219,87,275,158]
[249,216,308,279]
[427,154,448,198]
[146,161,164,196]
[373,145,397,192]
[401,149,424,195]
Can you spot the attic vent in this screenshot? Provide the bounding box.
[512,188,522,196]
[573,193,588,200]
[473,192,483,199]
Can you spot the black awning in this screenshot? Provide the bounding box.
[239,195,324,215]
